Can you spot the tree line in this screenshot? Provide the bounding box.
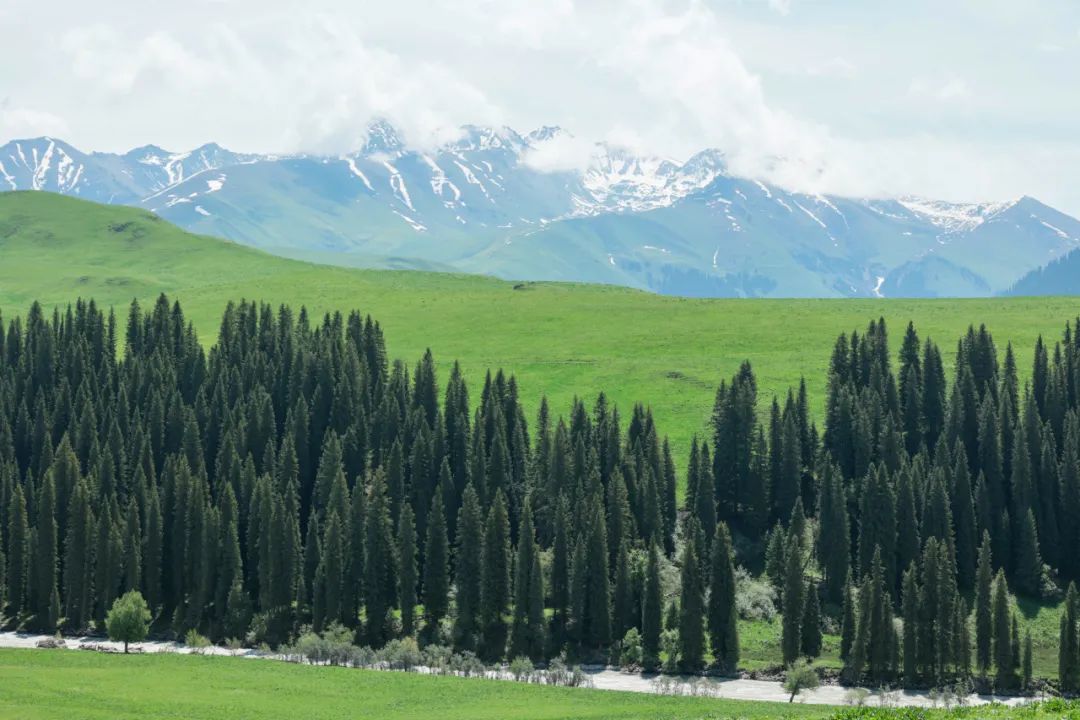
[2,296,1080,689]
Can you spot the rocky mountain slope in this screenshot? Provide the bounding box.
[4,122,1078,298]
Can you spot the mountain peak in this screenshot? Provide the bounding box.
[361,118,405,155]
[125,144,174,165]
[526,126,570,144]
[450,125,525,153]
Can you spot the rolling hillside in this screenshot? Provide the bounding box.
[2,191,1079,465]
[1008,245,1080,296]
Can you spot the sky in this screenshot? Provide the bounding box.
[3,0,1080,213]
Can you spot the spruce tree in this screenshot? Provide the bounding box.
[510,498,538,658]
[216,517,242,637]
[143,485,163,611]
[642,540,662,670]
[1013,508,1042,597]
[781,535,805,665]
[547,495,570,653]
[422,488,450,640]
[816,463,849,603]
[677,523,705,672]
[901,562,919,685]
[975,532,993,675]
[31,471,59,630]
[1011,613,1020,679]
[895,470,920,593]
[1023,629,1033,689]
[123,497,142,594]
[582,491,612,649]
[707,522,739,673]
[800,580,822,659]
[318,510,347,629]
[869,549,895,684]
[6,483,29,618]
[839,581,855,662]
[480,490,511,660]
[364,470,397,646]
[396,503,417,637]
[952,454,977,589]
[956,598,972,676]
[992,570,1013,687]
[63,478,94,629]
[1059,583,1079,693]
[453,483,483,651]
[612,539,635,641]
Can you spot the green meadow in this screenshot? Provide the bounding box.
[0,648,826,720]
[3,191,1078,468]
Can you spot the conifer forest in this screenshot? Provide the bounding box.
[6,294,1080,693]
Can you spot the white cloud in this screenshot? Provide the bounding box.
[56,15,503,155]
[768,0,792,16]
[3,0,1080,216]
[588,2,833,190]
[274,17,504,154]
[804,57,858,78]
[521,131,596,172]
[61,24,221,94]
[484,0,576,49]
[908,75,972,102]
[0,99,69,140]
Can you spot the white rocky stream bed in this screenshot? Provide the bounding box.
[0,631,1036,709]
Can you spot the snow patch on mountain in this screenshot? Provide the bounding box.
[1038,218,1071,240]
[344,157,374,192]
[0,160,14,190]
[898,196,1017,233]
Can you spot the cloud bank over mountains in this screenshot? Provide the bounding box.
[3,0,1080,214]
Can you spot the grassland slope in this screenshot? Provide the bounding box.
[2,191,1079,468]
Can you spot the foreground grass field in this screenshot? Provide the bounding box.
[4,648,1080,720]
[3,191,1079,469]
[0,648,828,720]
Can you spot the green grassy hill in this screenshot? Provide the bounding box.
[3,191,1079,469]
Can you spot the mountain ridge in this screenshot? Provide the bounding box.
[3,122,1079,298]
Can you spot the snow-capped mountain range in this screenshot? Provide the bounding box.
[3,121,1079,298]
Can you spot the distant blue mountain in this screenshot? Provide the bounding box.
[4,123,1078,298]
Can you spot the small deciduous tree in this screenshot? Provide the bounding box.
[784,659,820,703]
[106,590,152,653]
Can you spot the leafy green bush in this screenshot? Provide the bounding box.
[509,656,535,681]
[184,629,211,653]
[735,567,777,622]
[619,628,643,669]
[783,659,819,703]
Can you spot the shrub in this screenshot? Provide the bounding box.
[734,567,777,622]
[245,608,292,648]
[509,656,534,681]
[660,629,680,673]
[448,650,486,677]
[421,644,454,673]
[619,628,643,669]
[543,656,591,687]
[844,688,869,706]
[184,629,211,654]
[377,637,422,670]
